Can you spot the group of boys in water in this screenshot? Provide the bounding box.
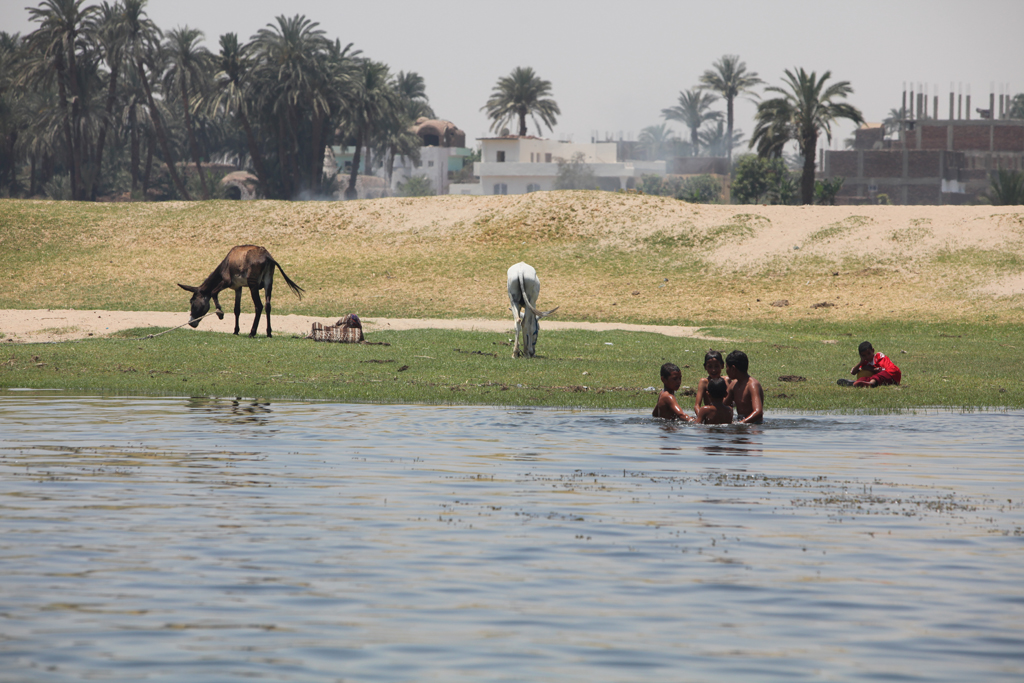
[653,341,901,425]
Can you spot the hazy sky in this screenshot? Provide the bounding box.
[4,0,1022,152]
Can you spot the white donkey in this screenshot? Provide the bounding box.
[507,262,558,358]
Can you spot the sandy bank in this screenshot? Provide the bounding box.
[0,309,727,344]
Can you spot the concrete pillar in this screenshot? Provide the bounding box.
[958,93,962,120]
[949,92,954,120]
[901,147,909,205]
[966,95,971,120]
[934,96,939,121]
[916,93,923,120]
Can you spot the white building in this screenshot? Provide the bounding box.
[389,118,473,196]
[451,136,666,195]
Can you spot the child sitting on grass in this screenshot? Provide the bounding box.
[652,362,695,422]
[695,377,732,425]
[838,341,902,387]
[694,350,725,414]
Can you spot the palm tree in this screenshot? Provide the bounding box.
[882,107,904,136]
[308,37,356,195]
[1008,94,1024,120]
[377,71,432,192]
[986,169,1024,205]
[481,66,559,137]
[698,55,762,162]
[251,15,353,198]
[698,120,744,159]
[163,26,212,198]
[343,59,397,199]
[750,67,864,204]
[0,32,26,195]
[24,0,98,200]
[204,32,269,197]
[637,123,679,161]
[122,0,190,199]
[86,1,128,199]
[395,71,434,120]
[662,89,721,155]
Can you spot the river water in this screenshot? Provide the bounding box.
[1,394,1022,682]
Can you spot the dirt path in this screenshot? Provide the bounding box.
[0,309,728,344]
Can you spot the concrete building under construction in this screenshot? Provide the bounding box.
[821,85,1024,204]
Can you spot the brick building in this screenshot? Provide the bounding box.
[822,98,1024,204]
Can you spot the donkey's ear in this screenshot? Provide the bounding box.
[178,283,198,293]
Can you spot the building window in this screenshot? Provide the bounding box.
[497,151,505,162]
[493,183,508,195]
[545,153,552,163]
[526,183,540,193]
[427,160,434,167]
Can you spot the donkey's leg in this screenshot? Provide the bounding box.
[511,310,522,359]
[264,275,274,337]
[249,286,263,338]
[233,288,242,335]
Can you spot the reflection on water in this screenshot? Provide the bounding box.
[1,394,1022,682]
[184,396,276,426]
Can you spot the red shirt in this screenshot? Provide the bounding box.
[858,352,901,383]
[868,352,899,375]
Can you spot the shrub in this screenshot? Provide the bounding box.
[814,177,845,205]
[398,174,435,197]
[732,154,797,204]
[676,174,721,203]
[554,152,599,190]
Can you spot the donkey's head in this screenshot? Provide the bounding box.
[177,284,223,327]
[514,305,558,358]
[521,309,540,358]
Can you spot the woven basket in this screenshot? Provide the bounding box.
[309,321,364,343]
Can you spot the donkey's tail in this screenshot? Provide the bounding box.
[516,271,557,318]
[272,259,305,300]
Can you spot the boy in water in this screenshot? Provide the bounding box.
[838,341,902,387]
[725,350,764,424]
[694,350,725,414]
[652,362,695,422]
[695,377,733,424]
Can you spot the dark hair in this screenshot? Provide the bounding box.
[660,362,680,379]
[725,350,748,374]
[707,377,727,399]
[703,350,724,369]
[858,341,874,354]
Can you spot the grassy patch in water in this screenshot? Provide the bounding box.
[2,320,1021,411]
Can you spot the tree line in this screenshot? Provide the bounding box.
[0,0,434,201]
[0,1,875,206]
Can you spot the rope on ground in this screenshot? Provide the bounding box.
[135,312,213,340]
[6,312,213,345]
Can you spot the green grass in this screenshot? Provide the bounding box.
[3,320,1021,411]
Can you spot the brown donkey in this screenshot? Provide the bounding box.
[178,245,305,338]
